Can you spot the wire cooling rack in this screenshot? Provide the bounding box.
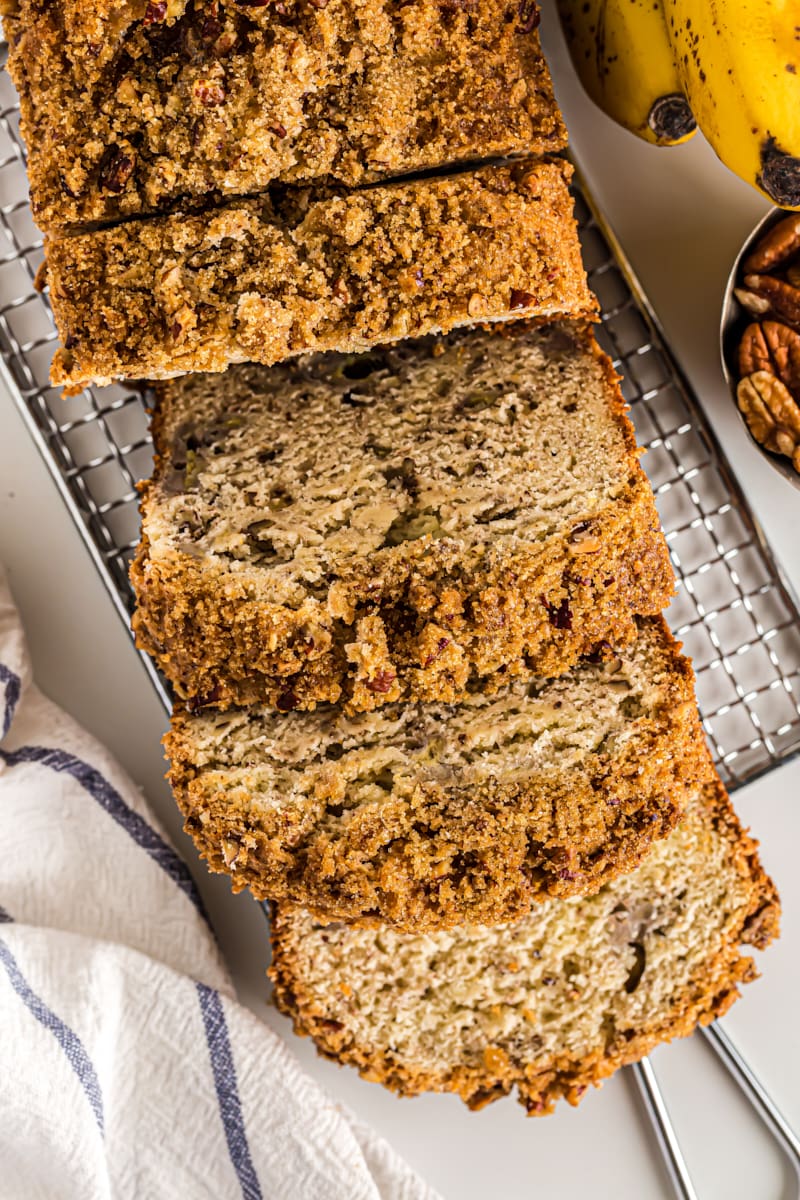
[0,47,798,786]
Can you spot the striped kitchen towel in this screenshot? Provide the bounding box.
[0,566,438,1200]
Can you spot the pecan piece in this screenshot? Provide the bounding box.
[366,669,396,694]
[737,371,800,468]
[98,145,135,193]
[194,78,226,106]
[763,321,800,397]
[743,213,800,274]
[143,0,167,23]
[737,323,772,378]
[518,0,540,32]
[734,287,772,317]
[568,522,601,554]
[743,275,800,329]
[510,288,537,309]
[541,595,572,630]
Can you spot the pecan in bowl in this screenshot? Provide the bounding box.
[721,208,800,490]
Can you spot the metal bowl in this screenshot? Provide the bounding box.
[720,206,800,491]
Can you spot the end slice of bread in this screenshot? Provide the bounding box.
[7,0,566,232]
[167,617,707,930]
[133,322,673,713]
[269,768,779,1113]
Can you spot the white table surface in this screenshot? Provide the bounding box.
[1,5,799,1196]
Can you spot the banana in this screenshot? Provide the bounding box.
[663,0,800,208]
[555,0,697,146]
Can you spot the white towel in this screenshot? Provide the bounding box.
[0,566,438,1200]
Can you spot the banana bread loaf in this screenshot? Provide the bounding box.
[4,0,566,233]
[132,323,672,712]
[46,160,595,389]
[269,768,779,1112]
[166,616,707,930]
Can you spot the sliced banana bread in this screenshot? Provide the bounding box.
[132,323,672,712]
[269,769,779,1112]
[5,0,566,233]
[47,160,595,389]
[166,616,707,930]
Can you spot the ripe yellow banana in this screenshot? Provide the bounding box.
[555,0,697,146]
[663,0,800,208]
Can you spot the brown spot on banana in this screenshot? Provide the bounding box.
[648,94,696,142]
[759,137,800,208]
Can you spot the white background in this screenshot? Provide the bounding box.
[1,3,799,1195]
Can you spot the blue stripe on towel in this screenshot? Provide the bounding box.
[0,935,105,1135]
[197,982,263,1200]
[0,663,21,740]
[0,745,209,924]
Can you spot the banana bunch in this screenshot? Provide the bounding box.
[555,0,696,146]
[555,0,800,209]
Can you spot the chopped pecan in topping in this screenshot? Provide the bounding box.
[541,595,572,630]
[510,288,536,309]
[366,670,396,694]
[518,0,540,33]
[98,146,135,193]
[423,637,451,668]
[143,0,168,23]
[194,78,226,106]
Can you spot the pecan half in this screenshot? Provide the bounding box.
[763,321,800,397]
[743,275,800,329]
[737,371,800,469]
[743,213,800,274]
[738,323,772,378]
[738,320,800,397]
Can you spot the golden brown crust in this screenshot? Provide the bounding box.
[166,616,708,929]
[46,159,596,388]
[131,324,672,712]
[133,497,674,711]
[268,772,780,1112]
[6,0,566,233]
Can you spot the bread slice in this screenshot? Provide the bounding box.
[132,323,673,713]
[5,0,566,233]
[46,159,595,389]
[166,617,707,930]
[269,769,779,1113]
